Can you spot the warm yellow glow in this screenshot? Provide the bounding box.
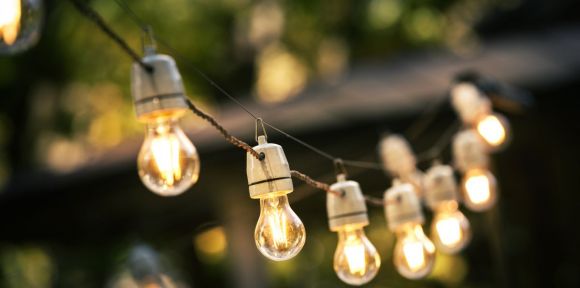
[465,174,491,205]
[477,114,506,147]
[138,119,200,196]
[195,226,228,255]
[435,217,462,247]
[462,169,497,212]
[344,238,366,274]
[334,227,381,285]
[394,224,435,279]
[403,241,425,271]
[431,206,471,254]
[0,0,21,45]
[151,134,182,186]
[255,195,305,261]
[268,207,289,248]
[256,44,308,103]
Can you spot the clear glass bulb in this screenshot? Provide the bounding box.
[393,223,436,279]
[0,0,42,54]
[255,194,305,261]
[476,113,510,149]
[431,201,471,254]
[138,118,200,196]
[462,168,497,212]
[333,225,381,286]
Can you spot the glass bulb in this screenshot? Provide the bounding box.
[0,0,42,54]
[255,195,305,261]
[462,168,497,212]
[333,225,381,286]
[393,223,436,279]
[431,201,471,254]
[138,118,200,196]
[476,113,510,149]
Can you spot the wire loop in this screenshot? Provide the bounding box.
[255,118,268,143]
[141,25,157,56]
[334,159,348,178]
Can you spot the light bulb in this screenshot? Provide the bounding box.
[0,0,42,54]
[393,223,436,280]
[333,225,380,286]
[476,113,510,149]
[0,0,21,45]
[462,168,497,211]
[254,194,305,261]
[430,201,471,254]
[138,118,200,196]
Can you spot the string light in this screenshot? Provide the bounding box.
[131,50,200,196]
[424,164,471,254]
[385,182,436,279]
[379,135,425,197]
[453,129,498,211]
[61,0,524,283]
[328,173,380,285]
[0,0,43,54]
[476,112,510,149]
[451,82,511,151]
[247,134,305,261]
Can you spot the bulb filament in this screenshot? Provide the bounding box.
[0,0,21,45]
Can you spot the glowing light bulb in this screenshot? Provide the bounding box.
[393,224,436,279]
[0,0,42,54]
[333,225,380,286]
[476,113,510,149]
[430,201,471,254]
[0,0,21,45]
[255,194,305,261]
[462,168,497,211]
[138,118,199,196]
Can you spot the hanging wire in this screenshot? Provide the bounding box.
[68,0,153,72]
[69,0,461,201]
[415,119,462,163]
[290,170,343,197]
[186,100,264,160]
[255,118,268,142]
[404,93,449,141]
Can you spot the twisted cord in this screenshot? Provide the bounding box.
[290,170,343,197]
[68,0,153,72]
[186,100,264,160]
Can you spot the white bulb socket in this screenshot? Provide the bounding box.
[327,175,369,231]
[384,182,424,231]
[423,164,459,210]
[451,82,491,125]
[379,134,417,177]
[453,129,489,173]
[246,136,293,199]
[131,54,189,121]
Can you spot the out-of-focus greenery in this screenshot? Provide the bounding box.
[0,0,519,178]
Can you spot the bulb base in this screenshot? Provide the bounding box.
[246,136,293,199]
[131,54,188,121]
[424,165,458,209]
[379,134,416,177]
[327,179,369,231]
[453,129,489,173]
[384,182,424,231]
[451,83,491,125]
